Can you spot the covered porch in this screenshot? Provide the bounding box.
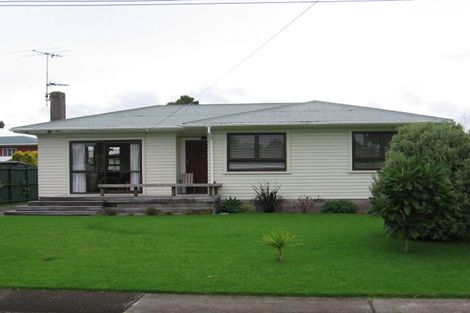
[69,127,217,198]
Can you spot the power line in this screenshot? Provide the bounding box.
[0,0,412,6]
[197,0,321,97]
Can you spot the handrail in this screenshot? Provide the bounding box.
[98,183,222,197]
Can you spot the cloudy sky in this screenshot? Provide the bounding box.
[1,0,469,136]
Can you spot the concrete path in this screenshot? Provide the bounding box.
[125,294,470,313]
[1,289,470,313]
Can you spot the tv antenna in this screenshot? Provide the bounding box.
[30,49,69,106]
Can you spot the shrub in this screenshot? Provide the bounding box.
[321,200,358,213]
[253,183,283,213]
[220,197,242,213]
[240,202,256,213]
[12,151,38,166]
[295,196,315,213]
[370,156,458,252]
[378,122,470,240]
[261,229,296,262]
[145,207,157,216]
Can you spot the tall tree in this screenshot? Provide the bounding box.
[167,95,199,105]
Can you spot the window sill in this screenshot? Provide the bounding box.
[348,170,378,174]
[223,171,292,175]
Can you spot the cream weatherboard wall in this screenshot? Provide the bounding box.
[37,135,69,197]
[37,126,394,198]
[37,132,177,197]
[210,126,396,200]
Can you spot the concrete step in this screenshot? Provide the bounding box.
[29,200,104,207]
[15,206,102,211]
[4,210,99,216]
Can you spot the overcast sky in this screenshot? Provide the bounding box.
[1,0,469,136]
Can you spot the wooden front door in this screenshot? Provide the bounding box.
[185,140,208,194]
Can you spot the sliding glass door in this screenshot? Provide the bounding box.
[70,140,141,193]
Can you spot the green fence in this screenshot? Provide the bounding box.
[0,162,38,203]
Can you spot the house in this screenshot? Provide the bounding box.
[11,92,448,211]
[0,135,37,162]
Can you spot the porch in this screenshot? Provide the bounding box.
[4,193,219,216]
[69,130,215,198]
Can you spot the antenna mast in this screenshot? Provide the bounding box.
[31,49,69,106]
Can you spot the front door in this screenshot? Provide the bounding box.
[185,140,208,194]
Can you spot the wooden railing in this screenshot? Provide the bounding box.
[98,183,222,197]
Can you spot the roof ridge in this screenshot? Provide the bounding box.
[182,102,301,125]
[11,102,300,131]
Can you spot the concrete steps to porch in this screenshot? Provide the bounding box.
[4,199,104,216]
[4,210,100,216]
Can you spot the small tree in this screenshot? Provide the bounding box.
[262,229,296,262]
[384,122,470,240]
[167,95,199,105]
[12,151,38,166]
[370,156,458,252]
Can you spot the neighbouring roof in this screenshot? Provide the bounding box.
[0,135,37,146]
[11,101,450,134]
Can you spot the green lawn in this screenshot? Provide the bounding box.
[0,214,469,297]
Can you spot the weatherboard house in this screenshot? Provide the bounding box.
[12,92,448,212]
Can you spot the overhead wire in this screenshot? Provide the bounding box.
[0,0,412,6]
[196,0,320,97]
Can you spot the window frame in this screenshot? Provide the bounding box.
[2,147,17,157]
[227,133,287,172]
[352,131,395,171]
[69,140,142,194]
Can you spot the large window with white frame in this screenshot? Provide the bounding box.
[227,133,286,171]
[352,131,395,170]
[70,140,142,193]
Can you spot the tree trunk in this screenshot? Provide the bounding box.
[278,248,283,262]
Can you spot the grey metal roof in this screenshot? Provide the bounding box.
[183,101,449,126]
[0,135,37,145]
[12,101,449,134]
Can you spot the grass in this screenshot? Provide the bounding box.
[0,214,469,297]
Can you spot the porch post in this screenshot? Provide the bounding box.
[207,126,214,184]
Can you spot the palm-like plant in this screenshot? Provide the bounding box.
[261,229,295,262]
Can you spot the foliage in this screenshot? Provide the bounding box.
[370,156,459,252]
[167,95,199,105]
[321,200,358,214]
[240,201,256,213]
[220,196,242,213]
[11,151,38,166]
[295,195,315,213]
[377,121,470,240]
[253,183,284,213]
[0,121,4,128]
[145,207,158,216]
[261,229,296,262]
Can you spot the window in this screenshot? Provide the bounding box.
[1,148,17,157]
[227,133,286,171]
[352,132,395,170]
[70,141,141,193]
